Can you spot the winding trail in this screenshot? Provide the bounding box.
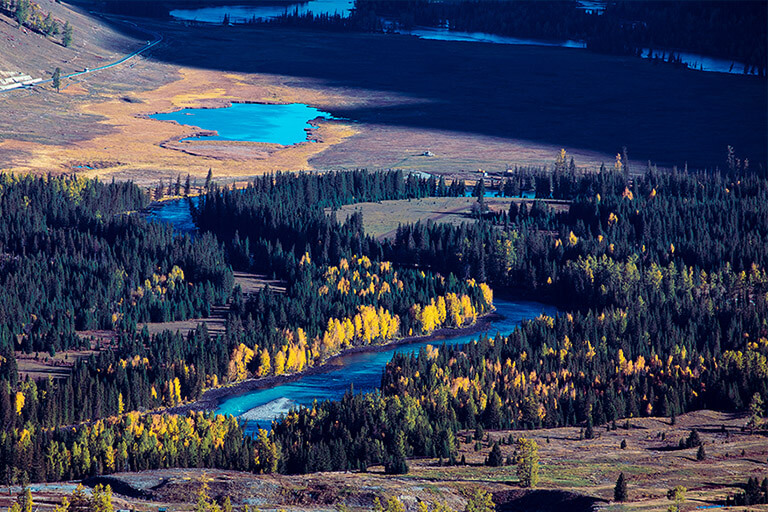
[0,16,162,94]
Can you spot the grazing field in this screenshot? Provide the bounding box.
[333,196,570,239]
[422,410,767,511]
[15,348,100,380]
[1,11,765,184]
[3,410,763,511]
[15,330,115,380]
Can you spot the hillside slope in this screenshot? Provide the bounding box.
[0,0,144,83]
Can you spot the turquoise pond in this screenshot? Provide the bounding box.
[149,103,337,145]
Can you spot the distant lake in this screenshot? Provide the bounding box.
[576,0,606,14]
[404,28,750,75]
[170,0,353,23]
[149,103,337,145]
[404,27,586,49]
[171,0,603,24]
[171,3,750,75]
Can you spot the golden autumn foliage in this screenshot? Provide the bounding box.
[322,305,400,351]
[14,391,25,415]
[412,292,480,334]
[12,410,279,479]
[228,343,255,382]
[210,256,492,390]
[131,265,186,302]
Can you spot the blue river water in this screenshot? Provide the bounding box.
[144,197,556,433]
[171,2,750,75]
[217,297,556,432]
[149,103,337,145]
[144,196,199,234]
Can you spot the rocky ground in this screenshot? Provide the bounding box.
[1,410,764,511]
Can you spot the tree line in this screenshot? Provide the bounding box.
[250,0,766,76]
[0,174,232,354]
[0,0,73,46]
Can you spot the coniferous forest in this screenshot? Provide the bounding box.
[0,163,766,484]
[254,1,767,76]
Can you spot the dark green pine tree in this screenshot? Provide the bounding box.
[585,417,595,439]
[614,473,628,502]
[62,21,73,47]
[486,442,503,467]
[52,67,61,92]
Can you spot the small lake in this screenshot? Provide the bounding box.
[216,297,556,432]
[171,0,353,23]
[149,103,337,145]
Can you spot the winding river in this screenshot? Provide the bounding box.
[218,297,556,432]
[146,197,556,432]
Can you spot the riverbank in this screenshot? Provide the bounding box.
[167,311,501,416]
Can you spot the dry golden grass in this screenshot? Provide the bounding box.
[15,347,101,380]
[310,123,615,176]
[139,272,283,337]
[1,67,359,184]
